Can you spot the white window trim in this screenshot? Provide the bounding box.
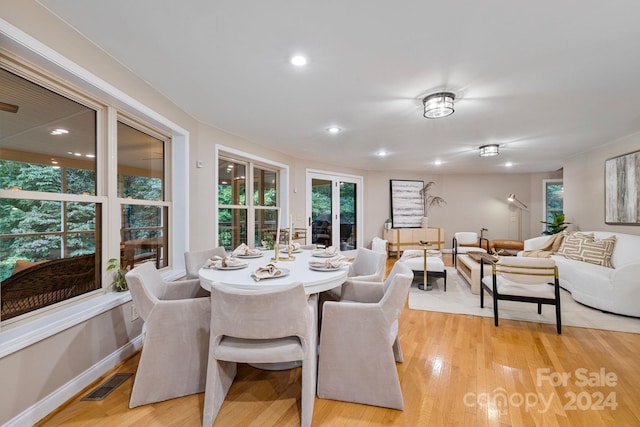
[0,18,190,351]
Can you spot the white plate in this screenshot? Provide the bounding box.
[312,252,338,258]
[279,248,302,254]
[309,265,343,272]
[235,253,263,259]
[252,267,290,280]
[214,263,249,270]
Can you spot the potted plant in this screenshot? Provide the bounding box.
[420,181,446,228]
[384,218,392,230]
[107,257,129,292]
[540,212,571,235]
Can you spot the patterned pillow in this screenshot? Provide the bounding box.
[565,235,617,268]
[556,232,594,258]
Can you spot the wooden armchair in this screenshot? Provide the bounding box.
[1,254,98,321]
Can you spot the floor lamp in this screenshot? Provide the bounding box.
[507,193,527,241]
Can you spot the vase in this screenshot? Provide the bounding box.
[421,217,429,228]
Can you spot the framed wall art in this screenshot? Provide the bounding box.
[389,179,424,228]
[605,150,640,225]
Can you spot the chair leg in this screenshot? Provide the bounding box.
[480,285,484,308]
[443,270,447,292]
[556,302,562,335]
[493,297,499,327]
[538,303,542,314]
[300,358,315,427]
[202,361,237,427]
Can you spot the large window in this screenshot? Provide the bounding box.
[0,67,100,321]
[543,179,564,233]
[217,156,279,250]
[117,121,169,270]
[0,62,171,324]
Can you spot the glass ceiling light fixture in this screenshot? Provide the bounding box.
[422,92,455,119]
[479,144,500,157]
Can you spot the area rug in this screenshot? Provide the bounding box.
[408,267,640,334]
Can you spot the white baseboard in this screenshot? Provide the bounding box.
[4,335,143,427]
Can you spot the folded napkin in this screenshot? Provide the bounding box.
[231,243,262,257]
[252,262,283,281]
[308,254,350,269]
[203,256,248,269]
[312,246,339,256]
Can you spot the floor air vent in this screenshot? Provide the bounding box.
[81,373,133,401]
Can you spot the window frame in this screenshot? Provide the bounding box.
[0,39,186,336]
[215,145,289,249]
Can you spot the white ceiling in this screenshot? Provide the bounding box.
[37,0,640,174]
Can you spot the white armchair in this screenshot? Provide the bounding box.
[125,262,211,408]
[452,231,488,267]
[317,262,414,409]
[480,257,562,334]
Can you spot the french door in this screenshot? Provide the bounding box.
[306,170,363,250]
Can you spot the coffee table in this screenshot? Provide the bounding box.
[455,253,498,294]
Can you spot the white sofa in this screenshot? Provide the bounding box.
[522,232,640,317]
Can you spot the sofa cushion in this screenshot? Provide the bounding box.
[556,232,593,258]
[565,235,616,268]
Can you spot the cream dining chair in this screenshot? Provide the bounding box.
[125,262,211,408]
[202,282,316,427]
[184,247,227,279]
[317,262,414,409]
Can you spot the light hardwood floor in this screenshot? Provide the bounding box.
[37,258,640,426]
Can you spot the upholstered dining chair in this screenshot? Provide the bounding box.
[452,231,489,267]
[184,247,227,279]
[125,262,211,408]
[317,262,414,409]
[202,282,316,427]
[480,257,561,334]
[324,247,387,300]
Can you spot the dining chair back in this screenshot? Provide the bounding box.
[203,282,316,427]
[480,257,562,333]
[317,261,413,409]
[184,247,227,279]
[125,262,211,408]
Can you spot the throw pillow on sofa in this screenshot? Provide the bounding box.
[556,232,594,258]
[565,235,617,268]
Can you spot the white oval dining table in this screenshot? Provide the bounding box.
[198,248,348,295]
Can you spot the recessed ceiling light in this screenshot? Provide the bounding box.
[327,127,341,134]
[505,162,513,167]
[50,128,69,135]
[434,160,442,166]
[376,150,388,157]
[290,55,307,66]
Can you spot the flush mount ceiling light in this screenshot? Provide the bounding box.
[422,92,455,119]
[479,144,500,157]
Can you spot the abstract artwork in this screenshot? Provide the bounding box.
[605,150,640,224]
[390,179,424,228]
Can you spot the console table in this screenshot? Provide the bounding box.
[383,227,444,259]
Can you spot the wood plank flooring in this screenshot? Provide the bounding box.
[36,258,640,426]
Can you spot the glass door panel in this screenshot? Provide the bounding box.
[339,181,356,251]
[311,179,332,247]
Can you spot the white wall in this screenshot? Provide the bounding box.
[564,132,640,235]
